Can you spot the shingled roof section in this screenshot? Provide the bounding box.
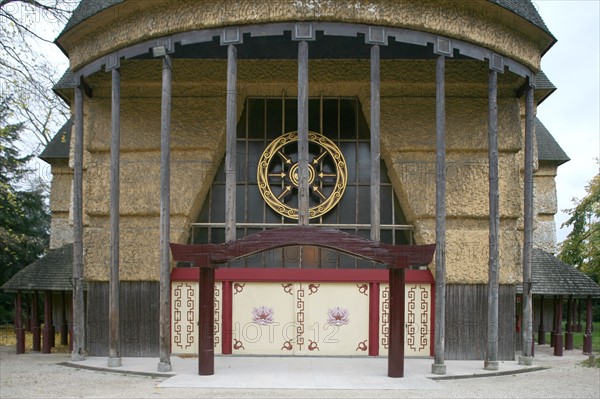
[58,0,553,39]
[0,244,81,292]
[536,118,570,166]
[39,119,72,163]
[516,249,600,297]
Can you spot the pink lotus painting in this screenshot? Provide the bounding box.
[252,306,274,325]
[327,307,350,326]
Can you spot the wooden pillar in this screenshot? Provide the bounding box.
[42,290,52,354]
[108,66,122,367]
[537,295,546,345]
[198,256,215,376]
[576,298,583,332]
[15,291,25,354]
[225,44,237,243]
[370,44,381,242]
[297,40,309,225]
[432,53,447,375]
[485,68,500,371]
[24,294,31,332]
[72,76,85,361]
[69,295,73,352]
[368,282,380,356]
[32,291,40,351]
[60,291,68,346]
[565,295,573,350]
[553,295,563,356]
[388,265,405,377]
[221,281,232,355]
[520,82,534,364]
[583,295,593,354]
[158,52,173,373]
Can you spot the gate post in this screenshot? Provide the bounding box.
[388,259,406,377]
[198,255,215,376]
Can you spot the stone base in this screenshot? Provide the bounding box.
[108,357,122,367]
[518,356,533,366]
[484,360,499,371]
[158,361,172,372]
[431,363,446,375]
[71,352,86,362]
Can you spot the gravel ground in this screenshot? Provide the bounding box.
[0,345,598,399]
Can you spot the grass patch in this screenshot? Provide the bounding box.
[580,356,600,368]
[0,325,70,353]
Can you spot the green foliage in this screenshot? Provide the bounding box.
[0,98,50,325]
[559,171,600,284]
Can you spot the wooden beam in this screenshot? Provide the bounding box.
[72,79,85,361]
[538,295,546,345]
[565,295,574,350]
[198,255,215,375]
[485,69,500,371]
[520,82,534,363]
[370,44,381,242]
[553,296,563,356]
[225,44,237,243]
[158,54,173,373]
[388,265,405,377]
[108,67,122,368]
[15,291,24,354]
[60,292,68,346]
[32,291,40,351]
[583,296,593,354]
[42,290,52,354]
[297,40,309,225]
[368,282,379,356]
[432,54,447,375]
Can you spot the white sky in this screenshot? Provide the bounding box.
[33,0,599,246]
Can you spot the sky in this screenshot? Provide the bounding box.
[29,0,600,247]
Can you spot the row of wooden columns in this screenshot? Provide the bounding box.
[14,290,72,354]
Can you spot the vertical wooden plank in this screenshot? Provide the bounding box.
[198,256,215,375]
[565,296,573,350]
[520,82,534,363]
[297,40,309,225]
[32,291,40,351]
[583,296,593,354]
[370,44,381,242]
[388,265,405,377]
[432,54,447,374]
[42,290,52,354]
[554,296,563,356]
[485,69,500,370]
[72,77,85,361]
[158,54,173,372]
[368,282,379,356]
[108,67,122,367]
[60,292,68,346]
[225,44,238,242]
[538,295,546,344]
[15,291,24,354]
[222,281,233,355]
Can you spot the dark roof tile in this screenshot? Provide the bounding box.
[536,118,570,165]
[39,119,72,162]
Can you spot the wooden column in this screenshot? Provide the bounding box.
[564,295,574,350]
[553,295,563,356]
[550,295,557,347]
[370,44,381,241]
[538,295,546,345]
[32,291,40,351]
[158,53,173,373]
[520,82,534,364]
[60,292,68,346]
[485,68,500,371]
[72,77,85,361]
[42,290,52,354]
[225,44,237,243]
[221,281,232,355]
[576,298,582,332]
[198,256,215,375]
[15,291,25,354]
[388,264,405,377]
[368,282,380,356]
[297,40,309,225]
[24,295,31,332]
[583,295,593,354]
[108,66,122,367]
[432,54,447,375]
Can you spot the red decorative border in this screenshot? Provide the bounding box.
[172,268,433,283]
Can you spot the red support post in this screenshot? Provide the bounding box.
[388,264,405,378]
[15,291,25,354]
[32,291,41,352]
[576,298,582,333]
[553,295,563,356]
[550,295,557,348]
[221,281,232,355]
[24,294,31,332]
[42,290,52,354]
[583,295,593,354]
[368,282,380,356]
[60,291,69,346]
[537,295,545,345]
[565,296,573,350]
[198,255,215,376]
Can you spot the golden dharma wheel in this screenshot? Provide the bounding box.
[257,132,347,220]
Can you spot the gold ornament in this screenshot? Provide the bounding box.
[257,132,347,219]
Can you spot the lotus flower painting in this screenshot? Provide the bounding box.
[252,306,274,325]
[326,307,350,326]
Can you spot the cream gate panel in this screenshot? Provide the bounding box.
[379,283,432,357]
[171,282,222,355]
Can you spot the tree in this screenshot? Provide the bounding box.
[0,0,76,152]
[0,97,50,324]
[559,170,600,284]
